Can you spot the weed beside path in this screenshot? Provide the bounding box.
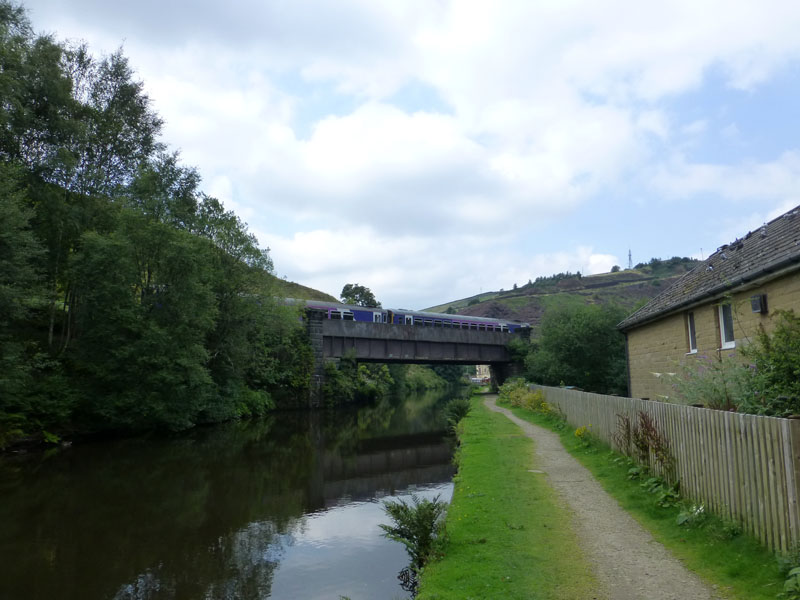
[485,396,722,600]
[417,395,601,599]
[500,397,789,600]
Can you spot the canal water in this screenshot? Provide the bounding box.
[0,390,459,600]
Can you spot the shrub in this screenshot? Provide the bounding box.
[673,310,800,416]
[524,303,628,395]
[380,494,447,574]
[444,396,471,432]
[741,310,800,417]
[671,353,753,411]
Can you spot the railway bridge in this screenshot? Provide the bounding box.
[305,308,526,406]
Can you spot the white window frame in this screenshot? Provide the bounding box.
[686,311,697,354]
[718,304,735,349]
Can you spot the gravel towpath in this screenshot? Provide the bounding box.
[484,396,723,600]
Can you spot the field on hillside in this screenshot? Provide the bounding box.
[271,277,337,301]
[425,258,699,330]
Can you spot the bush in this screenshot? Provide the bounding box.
[444,396,471,432]
[498,379,552,413]
[741,310,800,416]
[671,353,753,410]
[380,494,447,573]
[673,310,800,416]
[525,303,628,395]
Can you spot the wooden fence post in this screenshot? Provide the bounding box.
[789,418,800,550]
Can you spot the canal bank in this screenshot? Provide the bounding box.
[420,394,789,599]
[417,394,600,599]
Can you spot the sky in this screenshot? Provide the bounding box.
[21,0,800,309]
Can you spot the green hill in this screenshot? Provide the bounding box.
[425,257,699,332]
[271,277,337,302]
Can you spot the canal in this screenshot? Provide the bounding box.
[0,390,460,599]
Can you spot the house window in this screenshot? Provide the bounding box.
[718,304,735,349]
[686,312,697,353]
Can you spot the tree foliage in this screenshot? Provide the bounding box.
[340,283,381,307]
[380,494,447,573]
[673,310,800,416]
[525,303,628,395]
[0,3,311,445]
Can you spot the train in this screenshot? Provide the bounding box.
[295,299,530,333]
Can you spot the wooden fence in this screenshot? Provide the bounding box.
[531,385,800,554]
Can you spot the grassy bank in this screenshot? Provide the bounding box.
[498,399,790,600]
[417,395,599,599]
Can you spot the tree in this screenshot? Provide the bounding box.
[0,164,47,443]
[525,303,628,395]
[611,265,621,273]
[0,3,312,439]
[70,214,217,431]
[340,283,381,307]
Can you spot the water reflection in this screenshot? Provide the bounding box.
[0,390,458,599]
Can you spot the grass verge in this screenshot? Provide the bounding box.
[499,399,790,600]
[417,396,600,599]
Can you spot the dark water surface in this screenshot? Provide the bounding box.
[0,391,458,600]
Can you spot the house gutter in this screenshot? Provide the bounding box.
[618,255,800,332]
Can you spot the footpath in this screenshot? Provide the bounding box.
[485,396,722,600]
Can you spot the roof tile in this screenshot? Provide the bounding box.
[618,204,800,330]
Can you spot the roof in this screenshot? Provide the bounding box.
[618,204,800,331]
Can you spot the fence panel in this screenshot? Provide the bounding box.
[528,384,800,554]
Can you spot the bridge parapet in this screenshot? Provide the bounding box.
[321,319,512,363]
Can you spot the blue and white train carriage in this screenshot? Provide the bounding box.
[301,300,529,333]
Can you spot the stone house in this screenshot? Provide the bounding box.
[618,204,800,400]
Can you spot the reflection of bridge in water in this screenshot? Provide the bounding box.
[308,432,455,509]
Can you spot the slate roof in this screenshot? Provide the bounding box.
[618,204,800,331]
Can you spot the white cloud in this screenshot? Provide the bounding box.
[266,226,619,308]
[650,152,800,204]
[20,0,800,307]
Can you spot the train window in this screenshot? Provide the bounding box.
[373,313,382,323]
[443,321,452,328]
[424,319,433,327]
[330,311,342,320]
[414,317,423,326]
[343,312,354,321]
[478,324,486,331]
[469,323,477,330]
[383,313,388,323]
[434,320,442,327]
[405,315,414,325]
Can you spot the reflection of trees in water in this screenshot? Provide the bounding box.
[0,390,460,600]
[0,417,309,599]
[112,520,303,600]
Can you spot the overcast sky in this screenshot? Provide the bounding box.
[22,0,800,309]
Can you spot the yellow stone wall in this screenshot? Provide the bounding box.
[627,271,800,400]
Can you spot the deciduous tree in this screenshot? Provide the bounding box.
[340,283,381,307]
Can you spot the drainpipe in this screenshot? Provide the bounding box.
[624,332,632,398]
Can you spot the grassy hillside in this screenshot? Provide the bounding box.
[426,257,699,331]
[271,276,337,301]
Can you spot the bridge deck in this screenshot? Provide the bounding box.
[321,319,512,364]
